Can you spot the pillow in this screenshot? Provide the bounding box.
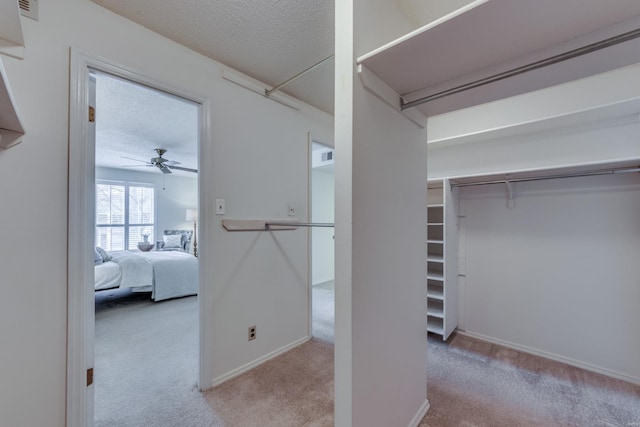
[96,247,112,262]
[163,234,183,249]
[94,248,103,266]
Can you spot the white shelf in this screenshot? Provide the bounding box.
[0,57,25,148]
[427,290,444,301]
[427,254,444,263]
[427,300,444,318]
[427,320,444,335]
[427,270,444,281]
[357,0,640,117]
[427,310,444,319]
[428,204,444,208]
[0,0,25,60]
[426,178,459,341]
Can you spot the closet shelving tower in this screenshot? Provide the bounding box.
[427,179,458,340]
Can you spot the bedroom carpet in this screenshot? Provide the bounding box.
[95,287,640,427]
[94,289,221,427]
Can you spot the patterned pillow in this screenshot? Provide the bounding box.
[163,234,182,249]
[94,248,103,265]
[96,247,112,262]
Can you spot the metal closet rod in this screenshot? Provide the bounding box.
[265,221,334,228]
[450,167,640,188]
[401,27,640,111]
[265,54,335,97]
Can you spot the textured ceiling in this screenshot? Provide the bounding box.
[94,71,199,176]
[91,0,335,114]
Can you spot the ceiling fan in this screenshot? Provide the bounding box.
[122,148,198,174]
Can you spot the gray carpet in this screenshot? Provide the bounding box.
[312,280,335,343]
[94,289,221,427]
[94,283,335,426]
[95,286,640,426]
[421,333,640,426]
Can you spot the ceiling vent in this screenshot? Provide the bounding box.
[19,0,39,21]
[321,151,333,162]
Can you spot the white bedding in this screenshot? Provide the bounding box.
[94,261,122,291]
[107,250,198,301]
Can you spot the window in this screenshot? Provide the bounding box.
[96,181,155,251]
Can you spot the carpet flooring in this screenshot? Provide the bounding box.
[94,289,220,427]
[95,286,640,427]
[312,281,335,343]
[421,333,640,427]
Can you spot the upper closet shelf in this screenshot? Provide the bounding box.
[357,0,640,118]
[0,58,25,149]
[0,0,25,60]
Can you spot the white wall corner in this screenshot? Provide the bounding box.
[357,64,428,128]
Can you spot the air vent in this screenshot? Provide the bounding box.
[321,151,333,162]
[19,0,39,21]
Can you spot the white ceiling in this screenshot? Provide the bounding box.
[94,71,199,176]
[91,0,336,115]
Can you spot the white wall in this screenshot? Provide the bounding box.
[335,0,428,425]
[96,167,198,252]
[427,66,640,383]
[0,1,332,426]
[312,168,335,285]
[459,173,640,382]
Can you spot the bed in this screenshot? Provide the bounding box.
[94,230,198,301]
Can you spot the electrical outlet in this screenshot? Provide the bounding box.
[288,204,296,217]
[248,325,256,341]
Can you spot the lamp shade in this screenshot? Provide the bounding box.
[186,208,198,222]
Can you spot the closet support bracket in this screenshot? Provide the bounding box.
[505,179,515,209]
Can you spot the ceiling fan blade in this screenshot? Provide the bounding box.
[121,164,155,168]
[168,165,198,173]
[121,156,151,164]
[157,163,172,174]
[165,160,181,165]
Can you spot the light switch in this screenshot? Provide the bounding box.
[288,204,296,217]
[216,199,226,215]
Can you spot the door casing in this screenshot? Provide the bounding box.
[67,48,213,427]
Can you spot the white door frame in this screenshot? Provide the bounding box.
[67,48,213,427]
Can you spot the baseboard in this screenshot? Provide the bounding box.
[211,336,311,388]
[457,330,640,385]
[407,399,430,427]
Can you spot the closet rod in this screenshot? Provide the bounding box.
[401,27,640,111]
[265,54,334,97]
[265,221,334,228]
[450,167,640,188]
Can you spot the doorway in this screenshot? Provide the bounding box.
[310,141,335,342]
[68,51,211,427]
[91,70,200,425]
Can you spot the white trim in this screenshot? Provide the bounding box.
[407,399,430,427]
[357,65,428,129]
[67,48,213,427]
[456,330,640,385]
[307,133,313,340]
[211,337,311,387]
[355,0,488,64]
